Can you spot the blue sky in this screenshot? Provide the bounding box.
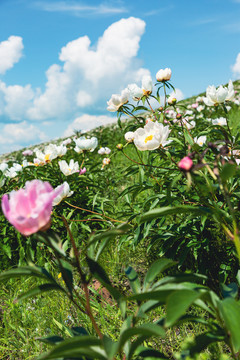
[0,0,240,154]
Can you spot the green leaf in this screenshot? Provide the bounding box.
[86,257,123,303]
[125,266,141,294]
[17,283,65,302]
[143,258,176,291]
[218,297,240,352]
[37,336,105,360]
[221,282,238,299]
[37,335,64,345]
[118,323,165,351]
[0,265,56,283]
[166,289,202,327]
[102,335,118,360]
[220,163,236,182]
[136,347,168,359]
[140,206,212,224]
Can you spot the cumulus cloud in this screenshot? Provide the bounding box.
[0,36,23,74]
[0,81,34,120]
[232,53,240,77]
[0,17,150,153]
[27,16,148,120]
[0,121,47,145]
[64,114,116,137]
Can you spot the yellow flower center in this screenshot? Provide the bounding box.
[145,135,153,143]
[45,154,50,161]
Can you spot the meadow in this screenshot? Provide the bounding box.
[1,72,240,359]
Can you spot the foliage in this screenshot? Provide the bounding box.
[1,76,240,358]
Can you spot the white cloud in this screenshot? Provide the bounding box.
[0,17,150,154]
[34,1,128,15]
[26,16,148,120]
[64,114,116,137]
[0,36,23,74]
[232,53,240,77]
[0,81,34,120]
[76,90,93,107]
[0,121,47,145]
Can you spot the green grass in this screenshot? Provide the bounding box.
[1,81,240,358]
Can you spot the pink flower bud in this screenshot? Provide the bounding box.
[79,167,87,175]
[178,156,193,171]
[1,180,63,236]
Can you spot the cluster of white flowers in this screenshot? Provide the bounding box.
[98,147,111,155]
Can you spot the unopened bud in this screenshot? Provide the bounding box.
[158,106,164,112]
[116,143,123,150]
[176,113,182,120]
[168,97,177,105]
[178,156,193,171]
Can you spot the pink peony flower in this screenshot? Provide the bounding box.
[22,149,33,156]
[1,180,63,236]
[178,156,193,171]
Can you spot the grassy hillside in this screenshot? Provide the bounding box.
[0,79,240,359]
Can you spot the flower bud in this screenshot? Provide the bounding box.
[116,143,123,150]
[176,113,182,120]
[156,68,172,82]
[178,156,193,171]
[168,97,177,105]
[158,106,164,112]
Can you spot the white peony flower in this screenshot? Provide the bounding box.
[125,131,135,142]
[204,81,234,106]
[127,83,143,101]
[0,162,8,173]
[54,144,67,157]
[5,163,23,178]
[194,135,207,146]
[98,147,111,155]
[133,121,171,151]
[156,68,172,82]
[62,138,72,146]
[74,136,98,153]
[142,75,153,96]
[35,144,59,164]
[53,182,74,206]
[182,119,196,129]
[107,88,129,112]
[212,117,227,126]
[58,159,79,176]
[196,105,204,112]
